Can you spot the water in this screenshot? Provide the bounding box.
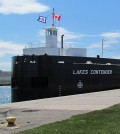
[0,86,11,104]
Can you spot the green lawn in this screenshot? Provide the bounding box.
[16,104,120,134]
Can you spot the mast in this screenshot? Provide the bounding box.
[52,8,55,27]
[45,8,58,48]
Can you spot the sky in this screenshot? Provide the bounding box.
[1,0,120,71]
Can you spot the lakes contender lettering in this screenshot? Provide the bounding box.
[73,70,112,75]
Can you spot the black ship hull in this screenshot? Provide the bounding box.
[11,55,120,102]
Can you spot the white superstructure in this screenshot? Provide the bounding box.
[23,27,87,57]
[45,27,58,48]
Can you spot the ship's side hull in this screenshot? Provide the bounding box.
[11,55,120,102]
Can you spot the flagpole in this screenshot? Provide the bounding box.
[52,8,55,27]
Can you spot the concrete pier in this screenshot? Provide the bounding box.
[0,89,120,133]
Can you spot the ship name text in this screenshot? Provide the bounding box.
[73,70,112,75]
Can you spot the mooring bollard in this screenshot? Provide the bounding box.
[6,116,16,126]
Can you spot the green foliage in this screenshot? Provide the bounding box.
[16,104,120,134]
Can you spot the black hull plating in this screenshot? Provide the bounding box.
[11,55,120,102]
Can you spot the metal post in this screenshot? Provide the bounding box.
[61,34,64,48]
[102,39,104,58]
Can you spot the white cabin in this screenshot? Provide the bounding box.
[23,27,87,57]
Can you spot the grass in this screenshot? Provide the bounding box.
[16,104,120,134]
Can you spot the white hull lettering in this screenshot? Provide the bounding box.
[73,70,112,75]
[90,70,112,74]
[73,70,88,75]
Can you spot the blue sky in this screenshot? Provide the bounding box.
[1,0,120,71]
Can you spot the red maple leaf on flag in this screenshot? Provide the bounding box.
[52,14,61,21]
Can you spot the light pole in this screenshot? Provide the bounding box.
[102,39,105,58]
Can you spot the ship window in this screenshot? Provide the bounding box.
[46,30,52,35]
[58,61,64,64]
[31,77,48,88]
[53,30,57,36]
[86,61,92,64]
[24,58,26,63]
[106,63,111,65]
[30,61,36,63]
[15,61,19,64]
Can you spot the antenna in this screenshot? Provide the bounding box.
[52,8,55,27]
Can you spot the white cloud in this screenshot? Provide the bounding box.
[101,32,120,39]
[38,27,83,40]
[88,43,101,48]
[0,41,25,57]
[88,41,111,49]
[38,29,120,50]
[0,62,11,71]
[89,31,120,49]
[112,56,120,59]
[0,41,25,71]
[57,27,84,41]
[57,27,83,48]
[58,27,96,40]
[100,31,120,46]
[38,27,89,48]
[0,0,50,14]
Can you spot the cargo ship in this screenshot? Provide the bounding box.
[11,12,120,102]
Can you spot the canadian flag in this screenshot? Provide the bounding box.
[52,14,61,21]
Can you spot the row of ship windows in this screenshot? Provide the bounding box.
[46,30,57,36]
[56,61,120,66]
[15,60,120,66]
[15,61,36,64]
